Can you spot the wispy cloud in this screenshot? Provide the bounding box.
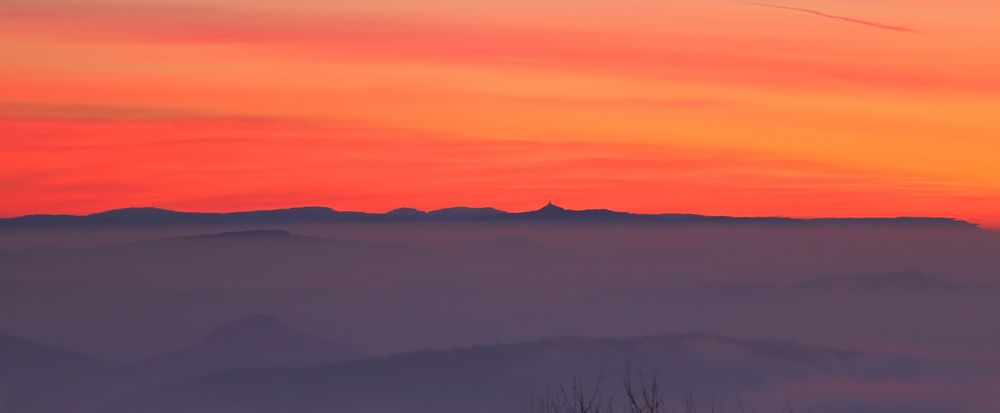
[3,0,960,92]
[745,2,921,33]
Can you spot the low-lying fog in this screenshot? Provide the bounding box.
[0,223,997,412]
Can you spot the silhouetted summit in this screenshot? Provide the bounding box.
[91,207,185,220]
[538,201,566,214]
[427,206,505,219]
[385,207,426,218]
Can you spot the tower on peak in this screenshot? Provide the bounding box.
[538,201,566,213]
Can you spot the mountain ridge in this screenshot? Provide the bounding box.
[0,204,979,228]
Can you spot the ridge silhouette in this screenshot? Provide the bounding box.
[0,203,978,228]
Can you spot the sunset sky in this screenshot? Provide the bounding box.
[2,0,998,226]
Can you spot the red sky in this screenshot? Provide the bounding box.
[2,0,998,226]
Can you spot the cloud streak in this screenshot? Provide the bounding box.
[3,0,962,93]
[745,2,921,33]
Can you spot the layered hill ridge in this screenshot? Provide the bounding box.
[0,317,994,413]
[0,203,979,228]
[112,332,864,413]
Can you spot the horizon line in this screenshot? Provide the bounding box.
[0,203,981,226]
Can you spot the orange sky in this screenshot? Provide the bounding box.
[1,0,998,226]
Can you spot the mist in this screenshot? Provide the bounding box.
[1,220,998,412]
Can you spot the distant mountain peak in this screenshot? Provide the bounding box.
[386,207,427,217]
[89,207,180,218]
[427,206,505,219]
[537,201,566,214]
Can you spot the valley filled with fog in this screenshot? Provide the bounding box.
[1,216,998,412]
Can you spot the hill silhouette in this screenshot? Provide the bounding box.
[138,315,363,378]
[114,333,861,413]
[0,204,978,228]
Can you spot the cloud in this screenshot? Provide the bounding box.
[4,0,974,93]
[745,2,921,33]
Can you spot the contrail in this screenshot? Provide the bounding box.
[745,2,921,34]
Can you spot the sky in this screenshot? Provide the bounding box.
[1,0,998,226]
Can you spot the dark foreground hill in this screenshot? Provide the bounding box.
[113,334,862,413]
[0,315,361,413]
[2,322,996,413]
